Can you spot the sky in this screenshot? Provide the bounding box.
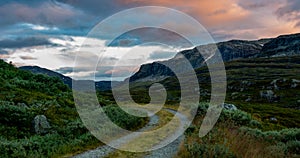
[0,0,299,81]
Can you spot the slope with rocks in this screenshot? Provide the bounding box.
[130,39,264,82]
[130,33,300,82]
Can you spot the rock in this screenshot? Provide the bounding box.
[33,115,51,134]
[270,79,280,90]
[259,33,300,57]
[242,80,252,86]
[291,79,300,88]
[245,97,252,102]
[222,103,238,111]
[269,117,278,122]
[231,92,239,99]
[260,90,279,102]
[17,103,28,108]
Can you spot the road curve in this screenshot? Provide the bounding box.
[73,108,187,158]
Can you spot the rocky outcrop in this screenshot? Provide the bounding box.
[130,40,263,82]
[222,103,238,111]
[130,33,300,82]
[259,33,300,57]
[260,90,279,102]
[33,115,51,134]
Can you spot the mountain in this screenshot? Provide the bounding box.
[20,66,73,87]
[259,33,300,57]
[130,40,263,82]
[130,33,300,82]
[20,66,121,91]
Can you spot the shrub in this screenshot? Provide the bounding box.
[286,140,300,154]
[185,142,236,158]
[103,105,148,130]
[220,109,252,126]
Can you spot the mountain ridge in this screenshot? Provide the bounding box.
[129,33,300,82]
[19,66,121,91]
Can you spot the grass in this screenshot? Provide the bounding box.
[106,109,176,157]
[175,102,299,157]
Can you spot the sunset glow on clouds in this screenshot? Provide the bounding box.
[120,0,300,39]
[0,0,299,80]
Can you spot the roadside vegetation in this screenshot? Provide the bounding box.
[0,60,148,157]
[177,103,300,158]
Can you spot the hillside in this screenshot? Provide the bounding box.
[130,33,299,82]
[2,33,300,157]
[20,66,73,88]
[0,60,147,157]
[20,66,121,91]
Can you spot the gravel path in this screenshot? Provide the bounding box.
[144,109,187,158]
[73,109,187,158]
[73,114,159,158]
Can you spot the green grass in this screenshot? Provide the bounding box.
[0,60,148,157]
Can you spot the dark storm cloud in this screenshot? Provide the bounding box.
[0,0,141,39]
[0,37,53,48]
[109,27,193,47]
[56,0,131,15]
[0,49,9,55]
[0,0,94,29]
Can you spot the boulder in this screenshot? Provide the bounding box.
[222,103,238,111]
[291,79,300,88]
[33,115,51,134]
[245,97,252,102]
[269,117,278,122]
[17,103,28,108]
[260,90,279,102]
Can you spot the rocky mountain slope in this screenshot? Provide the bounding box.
[259,33,300,57]
[130,33,299,82]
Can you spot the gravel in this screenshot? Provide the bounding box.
[73,109,187,158]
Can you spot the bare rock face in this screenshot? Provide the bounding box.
[33,115,51,134]
[130,33,300,82]
[259,33,300,57]
[130,40,262,82]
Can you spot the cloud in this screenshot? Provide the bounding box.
[148,50,176,60]
[120,0,248,27]
[0,49,9,55]
[109,27,193,47]
[118,0,299,41]
[19,56,38,60]
[276,0,300,28]
[2,35,180,81]
[0,0,299,43]
[0,0,93,30]
[0,37,53,48]
[237,0,278,10]
[56,0,133,15]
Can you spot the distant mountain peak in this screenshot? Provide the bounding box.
[129,33,300,82]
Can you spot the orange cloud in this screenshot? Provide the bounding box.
[120,0,249,27]
[119,0,300,40]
